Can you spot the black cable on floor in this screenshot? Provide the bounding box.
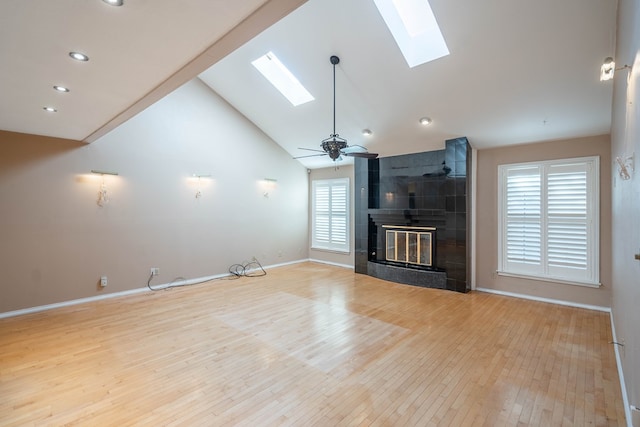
[228,259,267,278]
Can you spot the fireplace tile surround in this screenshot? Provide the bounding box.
[354,137,471,293]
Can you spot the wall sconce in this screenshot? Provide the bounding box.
[616,154,634,180]
[192,174,211,199]
[600,57,632,81]
[263,178,277,198]
[91,170,118,206]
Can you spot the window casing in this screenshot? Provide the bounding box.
[498,156,599,286]
[312,178,349,253]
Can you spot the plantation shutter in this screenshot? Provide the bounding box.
[546,163,591,281]
[503,166,542,275]
[314,183,330,245]
[498,157,599,286]
[312,178,349,252]
[330,183,348,246]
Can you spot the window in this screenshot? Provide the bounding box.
[312,178,349,252]
[372,0,449,68]
[251,51,314,106]
[498,157,599,286]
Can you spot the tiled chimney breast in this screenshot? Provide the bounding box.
[354,137,471,293]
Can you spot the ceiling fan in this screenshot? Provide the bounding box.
[295,55,378,162]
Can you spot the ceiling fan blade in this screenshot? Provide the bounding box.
[297,147,326,153]
[293,153,328,159]
[343,152,379,159]
[341,144,368,154]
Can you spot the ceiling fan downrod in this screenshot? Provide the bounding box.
[322,55,347,160]
[330,55,340,139]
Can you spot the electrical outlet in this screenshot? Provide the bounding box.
[100,276,108,287]
[151,267,159,276]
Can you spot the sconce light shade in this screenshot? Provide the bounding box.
[192,174,211,199]
[600,57,633,82]
[616,154,635,180]
[91,170,118,207]
[600,57,615,81]
[91,170,119,176]
[262,178,277,198]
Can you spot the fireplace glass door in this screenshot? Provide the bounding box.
[385,229,433,266]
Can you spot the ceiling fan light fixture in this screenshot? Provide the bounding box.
[321,135,348,160]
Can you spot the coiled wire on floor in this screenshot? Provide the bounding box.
[228,259,267,278]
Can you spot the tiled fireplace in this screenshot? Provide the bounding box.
[354,137,471,293]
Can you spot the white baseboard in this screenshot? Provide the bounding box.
[308,258,354,270]
[610,314,633,427]
[475,287,611,312]
[0,259,311,319]
[260,258,309,270]
[147,272,231,290]
[0,287,150,319]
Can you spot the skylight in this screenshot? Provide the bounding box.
[373,0,449,68]
[251,52,314,106]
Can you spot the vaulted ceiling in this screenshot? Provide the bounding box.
[0,0,618,169]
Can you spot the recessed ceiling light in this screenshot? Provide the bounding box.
[69,51,89,62]
[102,0,124,5]
[252,51,314,106]
[419,117,432,125]
[43,106,57,113]
[362,129,373,136]
[53,85,70,93]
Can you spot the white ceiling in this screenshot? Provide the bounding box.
[1,0,618,169]
[0,0,304,142]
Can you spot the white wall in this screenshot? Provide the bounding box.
[610,0,640,418]
[0,78,309,313]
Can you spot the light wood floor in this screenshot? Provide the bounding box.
[0,262,625,426]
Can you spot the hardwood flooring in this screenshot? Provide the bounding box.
[0,262,625,426]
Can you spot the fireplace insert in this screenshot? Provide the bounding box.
[383,225,435,267]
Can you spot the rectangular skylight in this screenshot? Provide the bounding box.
[373,0,449,68]
[251,51,314,106]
